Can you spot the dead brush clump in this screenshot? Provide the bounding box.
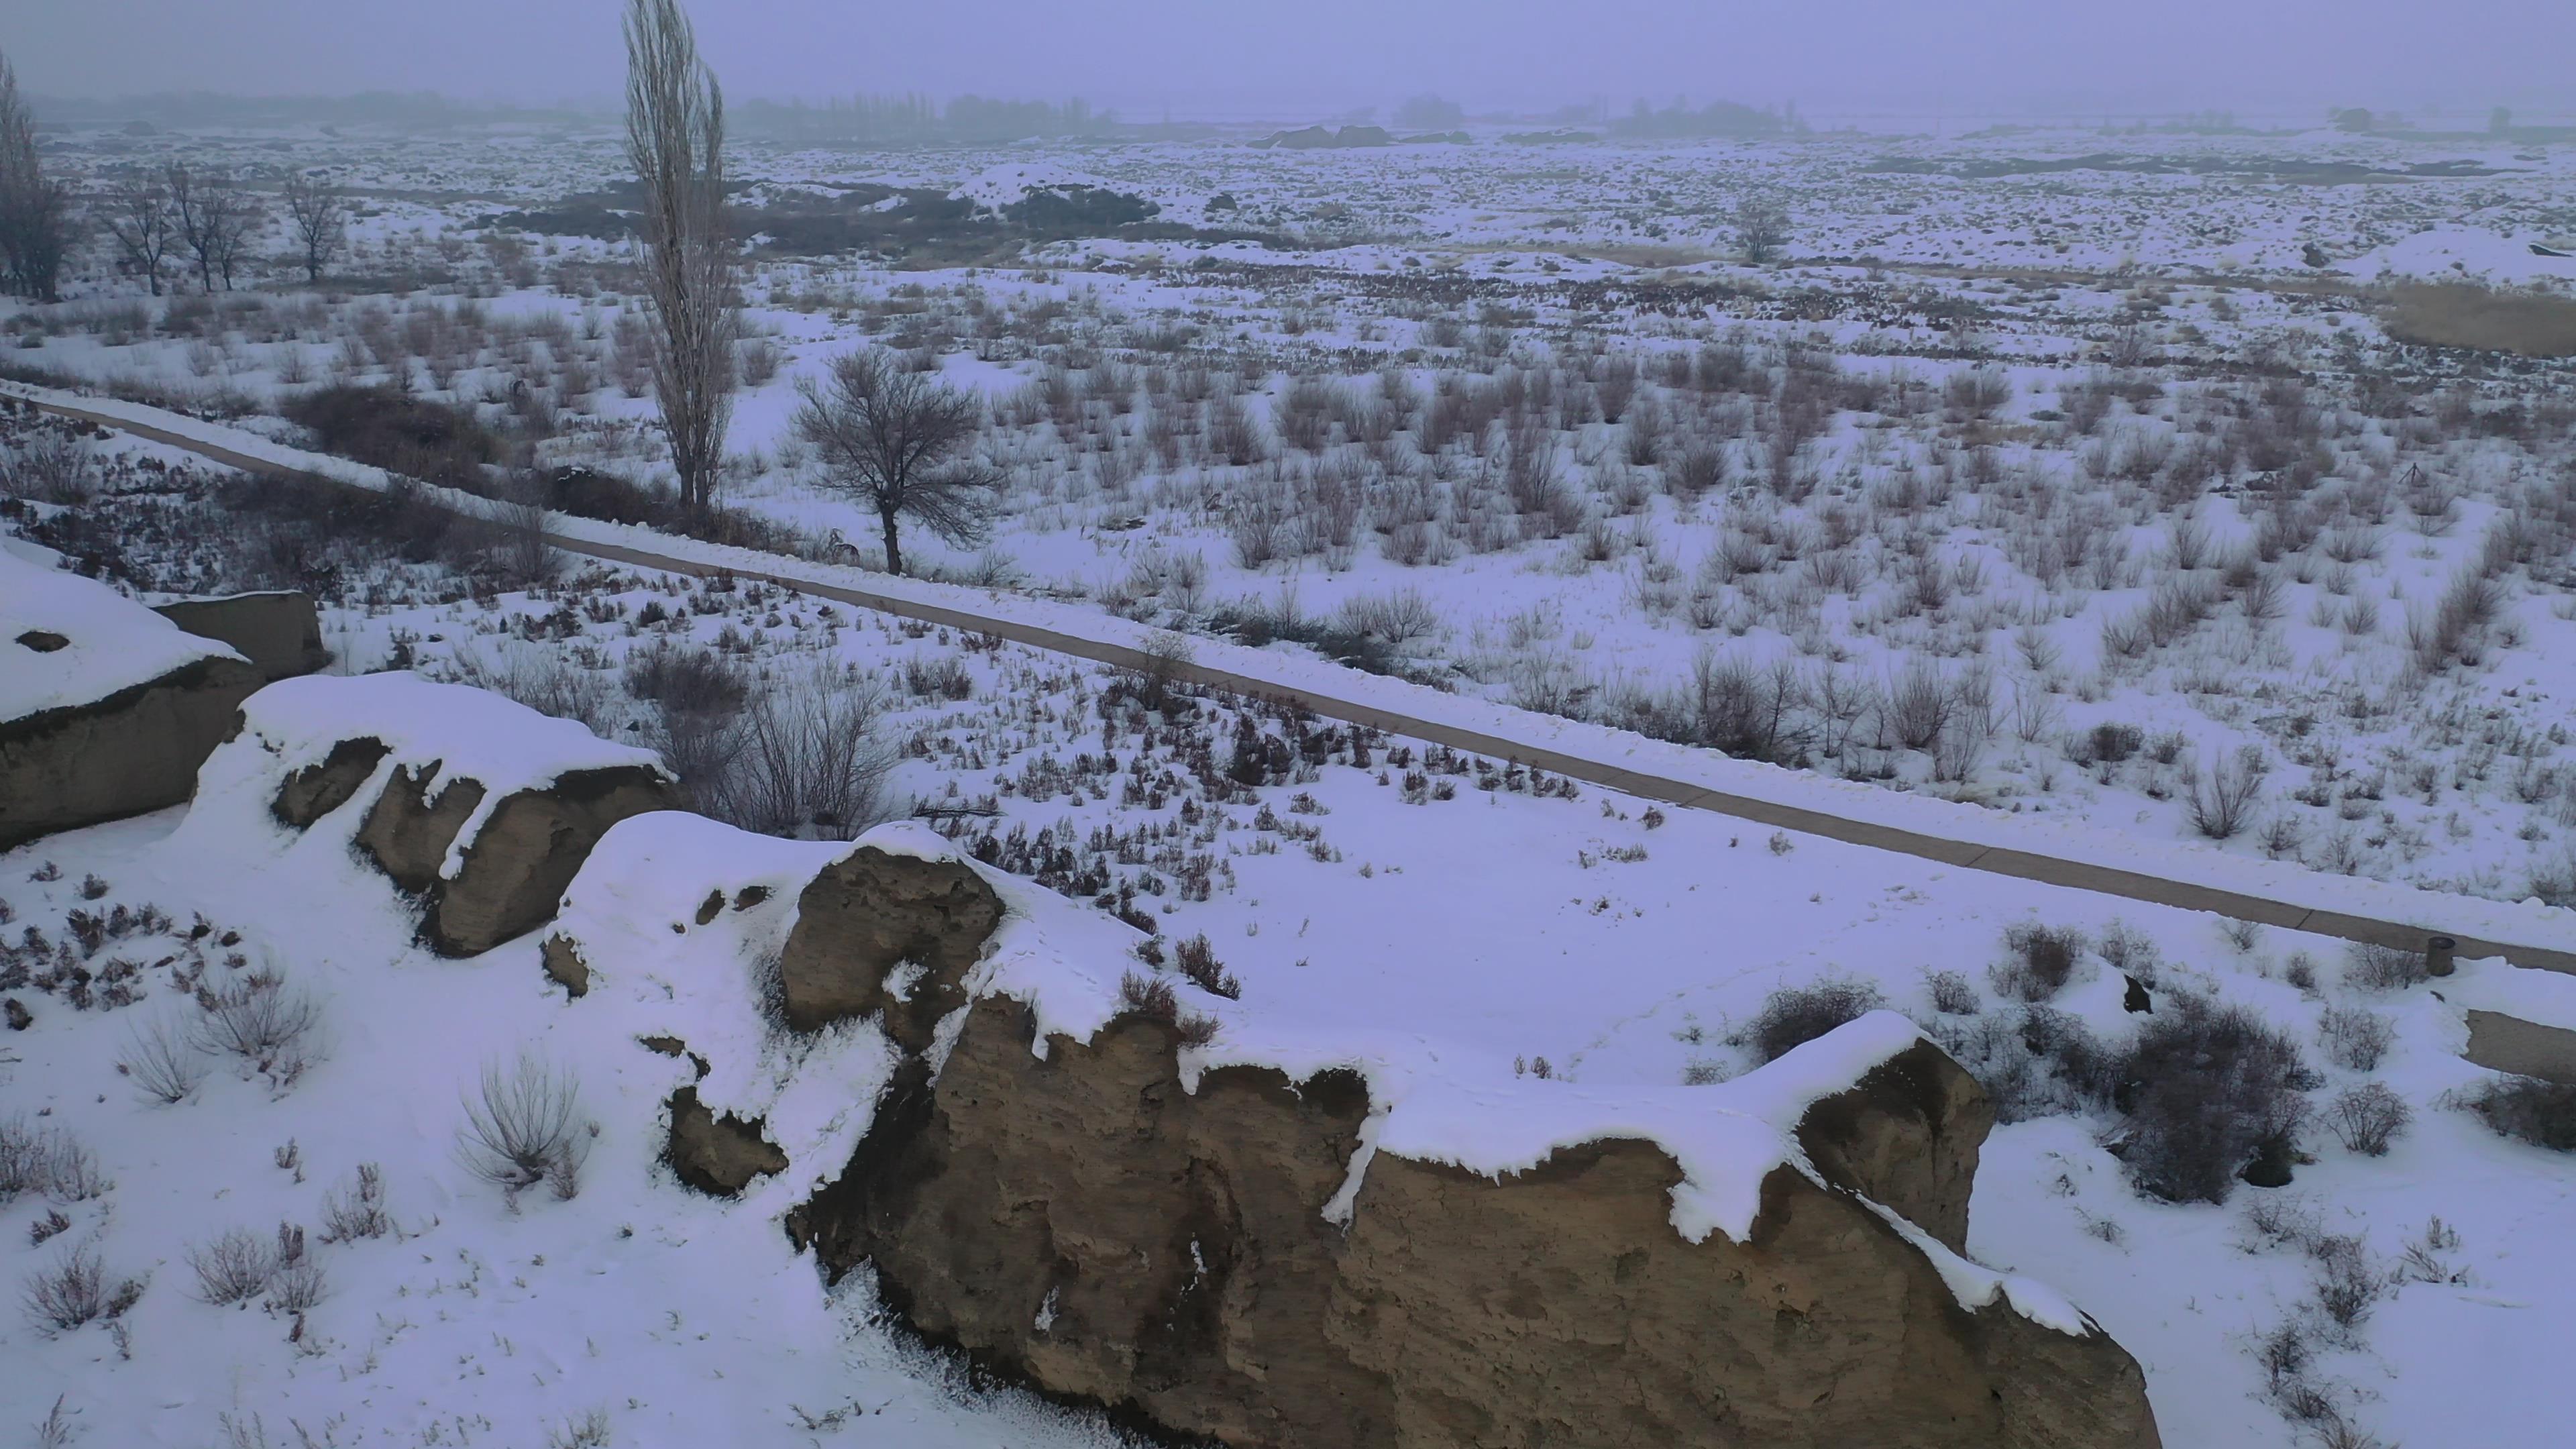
[1990,922,2086,1002]
[2383,281,2576,358]
[2110,996,2318,1203]
[458,1055,592,1202]
[2454,1074,2576,1151]
[1737,977,1884,1064]
[21,1242,146,1334]
[1172,933,1242,1000]
[1118,970,1219,1045]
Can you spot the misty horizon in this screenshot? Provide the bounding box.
[9,0,2573,125]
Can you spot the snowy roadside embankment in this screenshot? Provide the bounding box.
[13,378,2573,973]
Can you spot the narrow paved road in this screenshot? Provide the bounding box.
[24,392,2576,976]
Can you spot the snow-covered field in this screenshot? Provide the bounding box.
[13,120,2576,908]
[8,117,2576,1448]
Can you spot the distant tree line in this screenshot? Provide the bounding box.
[1610,98,1800,140]
[733,94,1119,145]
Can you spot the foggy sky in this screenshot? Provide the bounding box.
[7,0,2569,121]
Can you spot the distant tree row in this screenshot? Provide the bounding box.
[95,164,346,296]
[733,94,1118,144]
[1611,98,1799,140]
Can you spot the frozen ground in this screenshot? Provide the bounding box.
[8,117,2576,1448]
[11,121,2576,908]
[7,441,2576,1446]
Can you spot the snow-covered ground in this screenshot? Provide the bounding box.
[8,117,2576,1448]
[13,121,2576,908]
[5,443,2575,1445]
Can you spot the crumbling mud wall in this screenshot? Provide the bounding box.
[341,758,680,955]
[234,673,683,955]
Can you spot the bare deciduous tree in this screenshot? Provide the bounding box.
[624,0,737,516]
[167,162,259,292]
[793,347,1002,575]
[278,170,346,283]
[0,52,72,301]
[101,180,177,296]
[1733,193,1789,264]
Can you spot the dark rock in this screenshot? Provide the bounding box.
[796,997,2162,1449]
[771,846,1002,1040]
[667,1085,788,1196]
[1,655,264,851]
[153,592,329,682]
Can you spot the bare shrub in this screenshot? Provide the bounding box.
[1740,977,1884,1064]
[121,1013,209,1104]
[459,1055,591,1199]
[2396,1216,2463,1285]
[2407,568,2504,672]
[549,1410,614,1449]
[1926,969,1980,1015]
[2317,1006,2395,1072]
[1882,659,1954,751]
[900,653,976,702]
[1173,934,1242,1000]
[624,639,747,716]
[2384,280,2576,358]
[2457,1075,2576,1151]
[1990,922,2085,1003]
[2114,996,2315,1203]
[702,664,894,839]
[191,973,322,1068]
[1927,1006,2102,1123]
[737,337,782,387]
[1,431,93,504]
[0,1119,106,1203]
[2254,1318,2312,1395]
[1118,970,1178,1022]
[23,1246,103,1332]
[267,1256,327,1313]
[2308,1234,2383,1336]
[498,474,557,586]
[2186,747,2266,841]
[186,1226,279,1305]
[1338,588,1443,648]
[2341,941,2428,994]
[2323,1083,2411,1156]
[1119,969,1218,1044]
[445,644,621,737]
[319,1163,392,1243]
